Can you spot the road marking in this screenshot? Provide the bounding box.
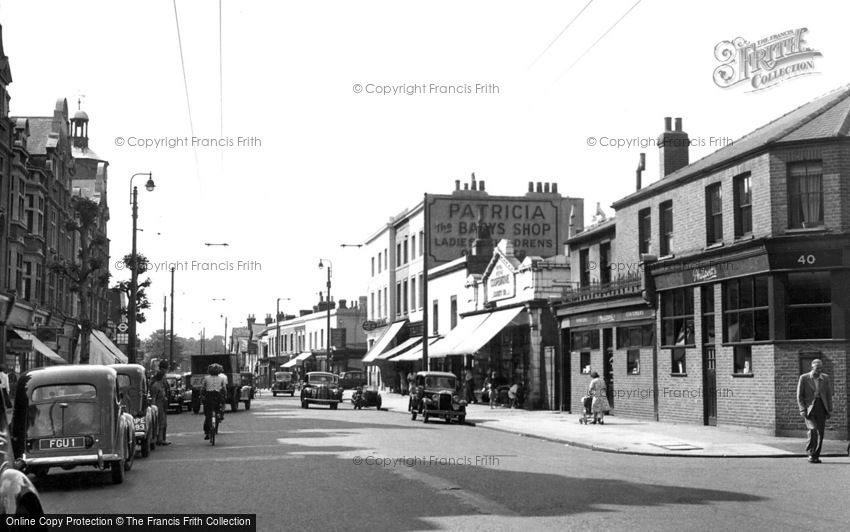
[392,465,518,516]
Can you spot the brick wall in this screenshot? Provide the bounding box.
[773,342,849,439]
[611,346,656,419]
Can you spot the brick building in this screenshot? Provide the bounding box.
[557,86,850,439]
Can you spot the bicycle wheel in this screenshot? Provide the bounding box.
[210,415,217,446]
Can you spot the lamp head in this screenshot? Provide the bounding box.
[145,177,156,192]
[318,259,325,269]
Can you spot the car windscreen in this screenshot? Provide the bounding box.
[29,384,100,437]
[308,375,335,385]
[275,373,291,382]
[425,377,456,389]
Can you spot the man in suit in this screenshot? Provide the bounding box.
[796,359,833,463]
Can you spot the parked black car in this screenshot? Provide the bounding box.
[300,372,343,409]
[408,371,467,424]
[338,370,366,390]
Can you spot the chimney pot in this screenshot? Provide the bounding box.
[470,172,476,189]
[528,181,534,192]
[536,182,543,193]
[544,183,550,193]
[479,180,485,191]
[455,179,460,191]
[664,117,672,131]
[464,183,469,190]
[675,117,682,132]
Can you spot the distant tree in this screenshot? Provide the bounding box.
[50,196,109,363]
[112,253,152,324]
[141,329,186,371]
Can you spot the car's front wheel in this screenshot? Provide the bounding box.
[272,391,278,397]
[301,400,309,409]
[330,402,338,410]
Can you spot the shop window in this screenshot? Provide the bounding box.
[659,200,673,256]
[705,183,723,245]
[627,349,640,375]
[661,288,694,346]
[786,271,831,339]
[579,352,591,374]
[723,276,770,342]
[733,345,752,374]
[702,284,715,345]
[571,330,600,351]
[402,279,408,314]
[787,161,823,229]
[410,277,416,310]
[638,208,651,255]
[734,173,752,237]
[616,324,653,348]
[671,347,686,375]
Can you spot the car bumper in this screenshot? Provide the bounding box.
[305,398,341,404]
[423,409,465,418]
[23,452,123,469]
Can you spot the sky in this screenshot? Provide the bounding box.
[0,0,845,341]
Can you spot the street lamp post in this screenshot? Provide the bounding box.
[128,172,155,364]
[318,259,332,372]
[169,266,175,370]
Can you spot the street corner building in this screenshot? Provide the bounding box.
[556,87,850,439]
[0,24,123,373]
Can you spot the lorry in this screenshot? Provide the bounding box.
[189,354,253,413]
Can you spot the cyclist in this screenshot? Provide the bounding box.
[201,363,228,440]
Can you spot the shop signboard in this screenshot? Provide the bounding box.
[487,259,515,302]
[426,194,567,263]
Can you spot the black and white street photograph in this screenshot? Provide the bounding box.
[0,1,848,531]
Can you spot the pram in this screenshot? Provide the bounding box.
[579,395,593,424]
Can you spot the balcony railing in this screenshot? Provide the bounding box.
[561,274,642,303]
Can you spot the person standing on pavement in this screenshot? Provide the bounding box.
[797,359,832,463]
[588,371,609,424]
[149,371,171,445]
[463,367,476,403]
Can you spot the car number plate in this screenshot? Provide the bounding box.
[134,418,146,431]
[39,437,86,450]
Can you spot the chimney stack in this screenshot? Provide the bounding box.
[528,181,534,193]
[470,172,477,190]
[658,116,689,177]
[455,179,461,191]
[636,152,646,191]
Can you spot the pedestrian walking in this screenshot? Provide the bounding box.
[587,371,609,424]
[400,370,409,396]
[150,370,171,445]
[463,367,476,403]
[483,371,498,409]
[797,358,832,463]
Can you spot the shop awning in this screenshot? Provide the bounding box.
[13,329,67,364]
[282,352,313,368]
[89,330,129,364]
[361,320,406,363]
[428,313,491,358]
[375,337,421,361]
[452,306,525,355]
[392,337,442,362]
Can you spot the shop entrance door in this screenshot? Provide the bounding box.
[602,328,613,409]
[560,329,570,411]
[703,346,717,426]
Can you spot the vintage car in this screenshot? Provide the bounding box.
[271,371,296,397]
[300,372,343,409]
[180,373,193,412]
[112,364,161,458]
[408,371,467,424]
[238,373,255,410]
[351,385,382,410]
[338,370,366,390]
[165,373,184,413]
[0,388,46,523]
[11,365,136,484]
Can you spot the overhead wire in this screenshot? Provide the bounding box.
[529,0,595,69]
[558,0,643,79]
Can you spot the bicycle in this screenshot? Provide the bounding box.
[209,409,218,446]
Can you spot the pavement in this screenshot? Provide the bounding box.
[369,391,850,458]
